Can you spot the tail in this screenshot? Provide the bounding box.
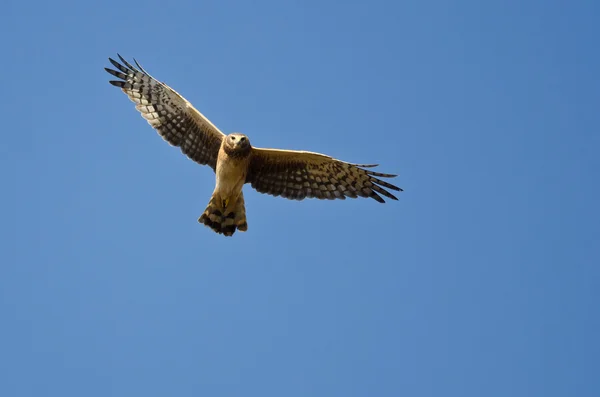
[198,192,248,237]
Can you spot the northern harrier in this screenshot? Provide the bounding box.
[105,55,402,236]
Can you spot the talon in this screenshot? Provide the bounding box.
[222,198,229,209]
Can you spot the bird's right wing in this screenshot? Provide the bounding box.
[246,148,402,202]
[105,55,224,171]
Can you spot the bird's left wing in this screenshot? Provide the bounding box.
[105,55,224,171]
[246,148,402,203]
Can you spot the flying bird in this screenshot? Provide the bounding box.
[105,55,402,236]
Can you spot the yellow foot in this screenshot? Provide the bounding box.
[222,198,229,209]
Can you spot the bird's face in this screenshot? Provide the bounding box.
[227,133,251,151]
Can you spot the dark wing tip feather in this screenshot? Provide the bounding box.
[371,177,402,192]
[133,58,149,74]
[351,163,403,200]
[354,164,403,202]
[104,68,127,80]
[108,58,129,73]
[352,163,379,168]
[365,170,397,178]
[371,183,399,201]
[106,55,151,89]
[117,54,140,72]
[370,191,385,203]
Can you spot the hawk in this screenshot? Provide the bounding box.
[105,55,402,236]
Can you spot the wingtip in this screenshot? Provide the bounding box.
[115,53,125,66]
[355,163,379,168]
[133,57,147,74]
[381,190,399,201]
[371,191,385,203]
[117,53,135,70]
[366,171,398,178]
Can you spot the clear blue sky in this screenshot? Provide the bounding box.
[1,0,598,396]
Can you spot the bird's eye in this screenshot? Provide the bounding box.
[240,137,246,142]
[231,136,236,140]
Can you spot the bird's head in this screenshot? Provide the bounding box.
[226,133,251,151]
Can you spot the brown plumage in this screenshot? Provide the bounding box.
[198,192,248,236]
[105,55,403,236]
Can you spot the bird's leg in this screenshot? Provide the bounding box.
[222,197,229,209]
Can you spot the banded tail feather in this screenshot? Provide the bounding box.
[198,193,248,236]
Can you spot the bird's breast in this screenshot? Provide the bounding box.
[215,154,248,197]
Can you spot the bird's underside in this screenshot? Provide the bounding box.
[105,54,403,236]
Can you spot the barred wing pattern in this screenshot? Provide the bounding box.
[105,55,224,171]
[246,148,402,203]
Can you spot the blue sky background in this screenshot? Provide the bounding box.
[1,0,599,396]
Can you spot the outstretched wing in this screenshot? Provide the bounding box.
[105,55,224,171]
[246,148,402,203]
